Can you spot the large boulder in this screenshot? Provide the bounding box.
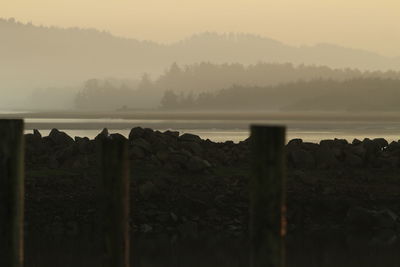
[180,141,203,155]
[168,152,189,167]
[25,129,43,148]
[287,139,303,146]
[129,127,145,140]
[48,128,74,146]
[372,138,389,150]
[95,128,109,141]
[186,156,211,172]
[320,138,348,147]
[131,138,152,152]
[350,144,366,158]
[346,207,399,230]
[164,130,179,138]
[289,149,315,169]
[75,137,91,154]
[130,146,146,159]
[109,133,126,141]
[315,146,338,168]
[344,152,363,167]
[179,133,201,143]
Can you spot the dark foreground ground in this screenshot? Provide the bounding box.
[18,127,400,266]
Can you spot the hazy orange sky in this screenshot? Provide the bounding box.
[3,0,399,56]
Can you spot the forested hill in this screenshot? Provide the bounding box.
[74,62,400,110]
[2,17,400,95]
[160,78,400,112]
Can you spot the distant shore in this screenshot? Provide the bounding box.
[3,109,400,121]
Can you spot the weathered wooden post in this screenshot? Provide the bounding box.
[99,137,130,267]
[0,119,24,267]
[250,125,286,267]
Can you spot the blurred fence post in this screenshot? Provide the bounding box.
[0,119,24,267]
[99,138,130,267]
[250,125,286,267]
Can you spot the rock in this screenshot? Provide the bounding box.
[387,141,400,152]
[369,229,398,246]
[48,155,60,169]
[168,152,188,167]
[352,139,362,145]
[372,138,389,149]
[301,142,319,152]
[181,141,203,155]
[315,146,338,168]
[375,209,398,229]
[129,146,145,159]
[178,221,198,238]
[179,133,201,143]
[363,138,380,153]
[170,212,178,222]
[139,181,158,199]
[346,206,377,229]
[95,128,109,141]
[75,137,91,154]
[131,138,152,152]
[347,207,399,230]
[164,130,179,138]
[71,155,89,169]
[344,152,363,167]
[298,175,319,186]
[55,145,77,164]
[319,139,334,147]
[48,128,74,146]
[25,129,43,147]
[33,129,42,138]
[186,156,211,172]
[65,221,79,236]
[156,150,170,162]
[350,145,366,158]
[109,133,126,141]
[289,149,315,168]
[140,224,153,233]
[129,127,145,140]
[142,128,156,142]
[333,138,348,146]
[320,138,348,148]
[288,139,303,146]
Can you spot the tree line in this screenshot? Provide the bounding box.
[74,62,400,110]
[160,78,400,111]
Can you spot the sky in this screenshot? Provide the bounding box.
[2,0,400,57]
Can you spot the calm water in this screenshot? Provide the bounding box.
[22,117,400,143]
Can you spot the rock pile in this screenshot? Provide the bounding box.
[22,128,400,240]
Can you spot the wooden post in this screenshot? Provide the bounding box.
[99,138,130,267]
[0,119,24,267]
[250,125,286,267]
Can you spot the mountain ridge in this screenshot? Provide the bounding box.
[1,17,400,108]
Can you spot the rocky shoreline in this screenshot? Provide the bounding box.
[24,128,400,242]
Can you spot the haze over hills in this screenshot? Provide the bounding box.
[1,17,400,110]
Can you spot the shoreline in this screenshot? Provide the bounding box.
[2,109,400,122]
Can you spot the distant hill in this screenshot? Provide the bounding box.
[1,18,400,109]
